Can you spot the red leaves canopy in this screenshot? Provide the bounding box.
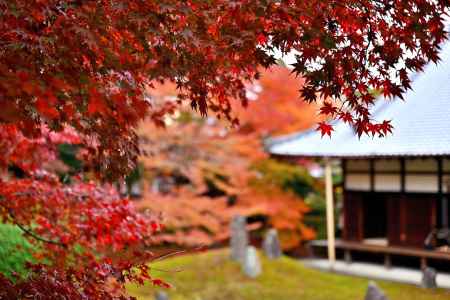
[0,125,165,299]
[0,1,449,297]
[1,0,448,176]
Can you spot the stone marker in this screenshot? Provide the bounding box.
[421,267,437,289]
[230,215,248,263]
[130,182,142,198]
[242,246,262,278]
[117,180,128,196]
[364,281,388,300]
[263,228,282,259]
[155,291,169,300]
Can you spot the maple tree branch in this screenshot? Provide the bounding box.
[151,249,187,262]
[150,267,183,273]
[14,220,67,248]
[3,205,67,248]
[150,245,207,263]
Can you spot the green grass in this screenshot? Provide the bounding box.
[0,223,34,279]
[127,249,450,300]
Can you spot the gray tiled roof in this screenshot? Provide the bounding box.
[267,42,450,158]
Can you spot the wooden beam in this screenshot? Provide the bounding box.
[369,159,375,192]
[344,249,352,264]
[342,159,347,191]
[384,254,392,269]
[325,160,336,268]
[310,239,450,261]
[400,158,405,193]
[443,194,449,229]
[438,157,449,228]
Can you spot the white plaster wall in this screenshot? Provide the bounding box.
[405,175,438,192]
[346,174,371,191]
[374,174,401,192]
[442,175,450,192]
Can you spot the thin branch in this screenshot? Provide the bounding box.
[15,222,66,247]
[7,208,67,248]
[150,245,207,263]
[150,267,184,273]
[151,249,187,262]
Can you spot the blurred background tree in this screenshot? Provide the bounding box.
[131,66,327,252]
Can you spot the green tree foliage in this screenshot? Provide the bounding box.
[250,159,316,198]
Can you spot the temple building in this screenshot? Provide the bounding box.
[267,42,450,270]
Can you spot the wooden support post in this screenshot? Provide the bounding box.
[384,254,392,269]
[306,242,314,258]
[344,250,352,264]
[443,196,449,228]
[421,257,428,270]
[325,160,336,268]
[438,158,449,229]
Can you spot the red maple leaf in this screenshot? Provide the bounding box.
[379,120,393,136]
[319,102,338,116]
[317,122,333,137]
[257,33,268,45]
[338,112,353,124]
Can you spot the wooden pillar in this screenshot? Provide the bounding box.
[443,194,449,229]
[344,250,352,264]
[439,158,449,228]
[325,160,336,268]
[421,257,428,270]
[384,254,392,269]
[399,158,407,243]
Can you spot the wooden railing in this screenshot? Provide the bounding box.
[309,239,450,269]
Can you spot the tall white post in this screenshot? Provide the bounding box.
[325,160,336,268]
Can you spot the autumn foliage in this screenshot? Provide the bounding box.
[0,126,166,299]
[137,118,317,250]
[232,66,320,136]
[135,68,319,250]
[1,0,450,299]
[1,1,449,176]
